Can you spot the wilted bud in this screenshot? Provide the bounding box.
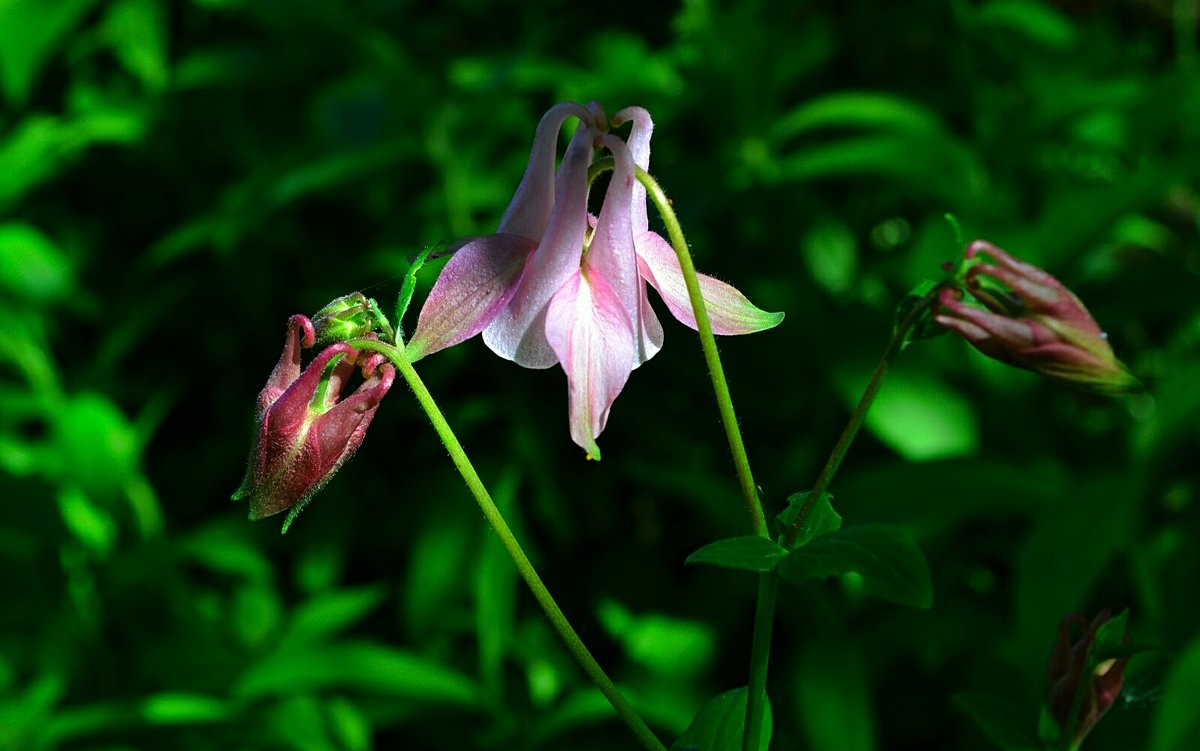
[312,292,377,345]
[232,314,394,532]
[1047,611,1129,747]
[936,240,1140,394]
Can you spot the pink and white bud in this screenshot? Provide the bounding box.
[936,240,1140,394]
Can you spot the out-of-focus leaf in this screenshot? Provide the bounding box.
[0,672,65,750]
[597,599,716,678]
[232,581,283,649]
[975,0,1078,49]
[276,585,388,651]
[0,109,147,208]
[803,221,858,297]
[0,0,102,104]
[1151,635,1200,751]
[1014,479,1133,655]
[778,525,933,609]
[326,696,371,751]
[403,509,470,639]
[178,523,273,582]
[758,134,985,207]
[685,535,787,572]
[57,486,117,555]
[51,393,140,500]
[0,223,73,303]
[796,640,877,751]
[671,686,771,751]
[952,691,1040,751]
[235,641,482,706]
[834,369,979,462]
[475,467,519,698]
[771,92,945,142]
[103,0,170,91]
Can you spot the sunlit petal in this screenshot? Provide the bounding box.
[637,231,785,335]
[544,266,636,460]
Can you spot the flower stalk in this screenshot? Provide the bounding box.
[348,336,668,751]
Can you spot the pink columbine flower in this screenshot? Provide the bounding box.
[233,314,395,531]
[935,240,1140,394]
[1047,612,1129,747]
[406,102,782,458]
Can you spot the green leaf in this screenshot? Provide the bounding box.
[671,687,771,751]
[0,223,73,303]
[276,585,389,651]
[770,92,945,142]
[685,536,788,572]
[797,640,877,751]
[976,0,1078,49]
[833,369,978,462]
[596,599,716,678]
[235,641,481,706]
[777,525,933,609]
[1151,635,1200,751]
[952,691,1040,751]
[0,0,102,104]
[103,0,170,91]
[775,491,842,548]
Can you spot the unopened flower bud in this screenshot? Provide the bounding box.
[232,314,394,531]
[313,293,377,345]
[936,240,1140,394]
[1047,611,1129,747]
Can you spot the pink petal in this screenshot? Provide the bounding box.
[497,101,591,241]
[588,135,657,365]
[634,281,664,366]
[612,106,653,233]
[405,233,536,362]
[484,123,597,368]
[544,266,636,460]
[636,231,785,335]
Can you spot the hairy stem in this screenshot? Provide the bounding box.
[351,338,668,751]
[783,286,943,547]
[635,168,768,537]
[636,169,773,750]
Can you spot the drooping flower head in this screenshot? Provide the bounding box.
[233,314,394,531]
[936,240,1140,394]
[406,102,783,458]
[1047,611,1129,747]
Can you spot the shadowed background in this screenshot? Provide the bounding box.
[1,0,1198,748]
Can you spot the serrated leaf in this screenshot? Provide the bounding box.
[671,687,771,751]
[952,691,1040,751]
[777,525,933,608]
[685,536,787,572]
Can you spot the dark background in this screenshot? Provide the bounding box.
[1,0,1198,748]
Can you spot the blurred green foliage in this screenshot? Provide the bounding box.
[1,0,1198,748]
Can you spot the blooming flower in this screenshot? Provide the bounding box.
[406,102,783,458]
[1047,611,1129,747]
[233,314,395,531]
[935,240,1140,394]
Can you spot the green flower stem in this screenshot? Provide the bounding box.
[743,571,778,751]
[783,285,944,546]
[635,168,773,751]
[635,168,769,538]
[349,338,668,751]
[755,284,942,749]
